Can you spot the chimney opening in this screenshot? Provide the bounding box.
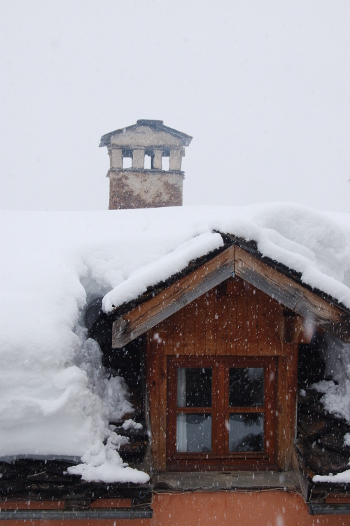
[122,149,132,169]
[162,155,170,171]
[144,154,152,169]
[123,157,132,169]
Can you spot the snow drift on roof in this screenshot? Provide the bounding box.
[0,204,350,481]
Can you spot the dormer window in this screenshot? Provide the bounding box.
[167,356,276,470]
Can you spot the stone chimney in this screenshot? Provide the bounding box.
[100,120,192,209]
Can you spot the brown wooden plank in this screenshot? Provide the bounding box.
[291,444,311,503]
[276,355,287,470]
[235,279,247,354]
[273,303,285,356]
[158,349,168,470]
[216,282,228,356]
[258,293,284,356]
[112,246,235,348]
[283,313,296,344]
[153,320,169,351]
[146,333,161,471]
[162,316,174,355]
[265,358,277,464]
[166,357,177,463]
[183,300,196,355]
[226,278,237,355]
[172,309,184,356]
[295,315,303,343]
[284,343,298,469]
[267,300,282,347]
[235,245,350,343]
[270,308,284,357]
[276,344,298,470]
[205,290,217,355]
[194,295,206,356]
[257,289,269,355]
[215,362,226,455]
[245,282,258,355]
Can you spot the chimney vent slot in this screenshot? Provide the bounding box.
[123,157,132,169]
[162,155,170,171]
[144,154,152,169]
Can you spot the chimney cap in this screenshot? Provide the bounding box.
[136,119,163,126]
[100,120,192,148]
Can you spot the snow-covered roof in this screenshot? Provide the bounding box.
[1,203,350,482]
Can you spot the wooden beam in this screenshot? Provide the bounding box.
[112,246,235,348]
[235,246,350,343]
[292,443,311,503]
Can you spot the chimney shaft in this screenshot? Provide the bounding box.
[100,120,192,210]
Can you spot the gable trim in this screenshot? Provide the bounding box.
[111,245,350,349]
[234,246,350,342]
[112,246,235,348]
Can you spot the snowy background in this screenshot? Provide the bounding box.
[1,0,350,213]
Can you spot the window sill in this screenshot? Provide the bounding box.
[152,470,299,493]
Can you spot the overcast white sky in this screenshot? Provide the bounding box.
[1,1,349,212]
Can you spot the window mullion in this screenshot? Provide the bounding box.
[265,359,276,461]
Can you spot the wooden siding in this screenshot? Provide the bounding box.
[146,277,299,472]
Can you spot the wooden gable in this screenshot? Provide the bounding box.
[146,277,299,472]
[112,244,350,349]
[108,240,350,474]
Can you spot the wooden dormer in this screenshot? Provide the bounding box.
[107,238,350,474]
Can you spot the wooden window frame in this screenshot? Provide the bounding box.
[167,356,277,471]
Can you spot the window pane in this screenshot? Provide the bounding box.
[229,413,264,452]
[177,368,212,407]
[176,413,212,452]
[229,368,263,407]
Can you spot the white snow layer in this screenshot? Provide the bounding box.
[312,335,350,484]
[314,336,350,424]
[1,204,350,482]
[313,470,350,484]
